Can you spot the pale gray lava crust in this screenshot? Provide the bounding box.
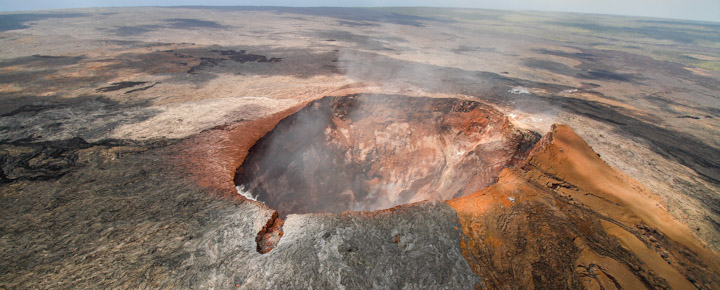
[0,140,479,288]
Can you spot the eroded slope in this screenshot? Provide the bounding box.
[449,124,720,289]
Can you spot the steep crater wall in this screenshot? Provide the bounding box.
[234,94,539,217]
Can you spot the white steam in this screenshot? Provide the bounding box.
[508,86,530,95]
[236,185,263,203]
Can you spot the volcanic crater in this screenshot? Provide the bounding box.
[234,94,540,217]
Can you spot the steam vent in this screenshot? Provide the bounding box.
[234,95,539,216]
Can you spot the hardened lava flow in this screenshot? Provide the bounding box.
[177,93,720,289]
[233,94,540,253]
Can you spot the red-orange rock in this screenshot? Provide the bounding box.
[448,124,720,289]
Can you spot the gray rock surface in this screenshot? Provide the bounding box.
[186,203,480,288]
[0,143,479,288]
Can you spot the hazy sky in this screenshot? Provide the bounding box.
[0,0,718,23]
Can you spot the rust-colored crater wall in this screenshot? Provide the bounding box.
[175,103,308,195]
[234,94,539,216]
[448,124,720,289]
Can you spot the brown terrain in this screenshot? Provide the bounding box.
[1,6,720,289]
[450,124,720,288]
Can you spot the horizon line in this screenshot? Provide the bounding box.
[0,5,718,24]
